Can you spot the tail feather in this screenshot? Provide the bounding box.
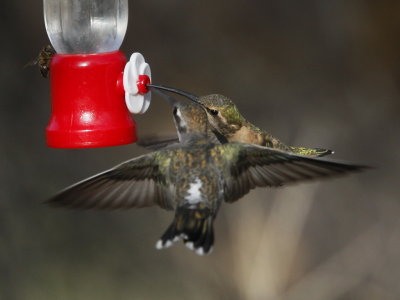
[156,207,214,255]
[290,146,334,157]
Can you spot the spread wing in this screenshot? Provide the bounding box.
[219,144,368,203]
[47,153,174,210]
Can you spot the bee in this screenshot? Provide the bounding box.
[27,45,56,78]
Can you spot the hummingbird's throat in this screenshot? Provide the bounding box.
[173,109,188,136]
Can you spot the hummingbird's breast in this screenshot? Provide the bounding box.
[231,122,291,151]
[230,125,265,145]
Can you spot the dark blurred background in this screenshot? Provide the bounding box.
[1,1,400,299]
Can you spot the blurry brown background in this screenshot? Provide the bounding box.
[1,1,400,299]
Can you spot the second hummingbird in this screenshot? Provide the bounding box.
[147,85,332,157]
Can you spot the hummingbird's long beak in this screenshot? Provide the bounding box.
[150,87,178,105]
[148,84,200,103]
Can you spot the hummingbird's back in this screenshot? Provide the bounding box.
[157,143,224,254]
[167,143,224,210]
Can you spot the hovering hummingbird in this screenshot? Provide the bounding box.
[26,45,56,78]
[48,100,365,255]
[147,85,332,157]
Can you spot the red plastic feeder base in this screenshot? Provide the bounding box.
[46,51,136,148]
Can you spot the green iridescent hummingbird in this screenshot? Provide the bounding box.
[147,85,332,157]
[48,99,365,255]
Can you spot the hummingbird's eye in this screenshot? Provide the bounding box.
[209,109,219,116]
[173,107,178,115]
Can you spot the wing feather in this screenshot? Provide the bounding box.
[47,153,174,210]
[222,144,367,203]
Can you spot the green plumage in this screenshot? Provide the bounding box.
[197,94,333,157]
[48,101,365,255]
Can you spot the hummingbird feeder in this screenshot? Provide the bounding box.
[44,0,151,148]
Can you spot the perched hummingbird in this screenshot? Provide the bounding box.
[48,100,365,255]
[147,85,332,157]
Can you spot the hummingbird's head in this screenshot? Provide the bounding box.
[148,85,244,136]
[148,85,210,140]
[172,102,209,138]
[196,94,245,136]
